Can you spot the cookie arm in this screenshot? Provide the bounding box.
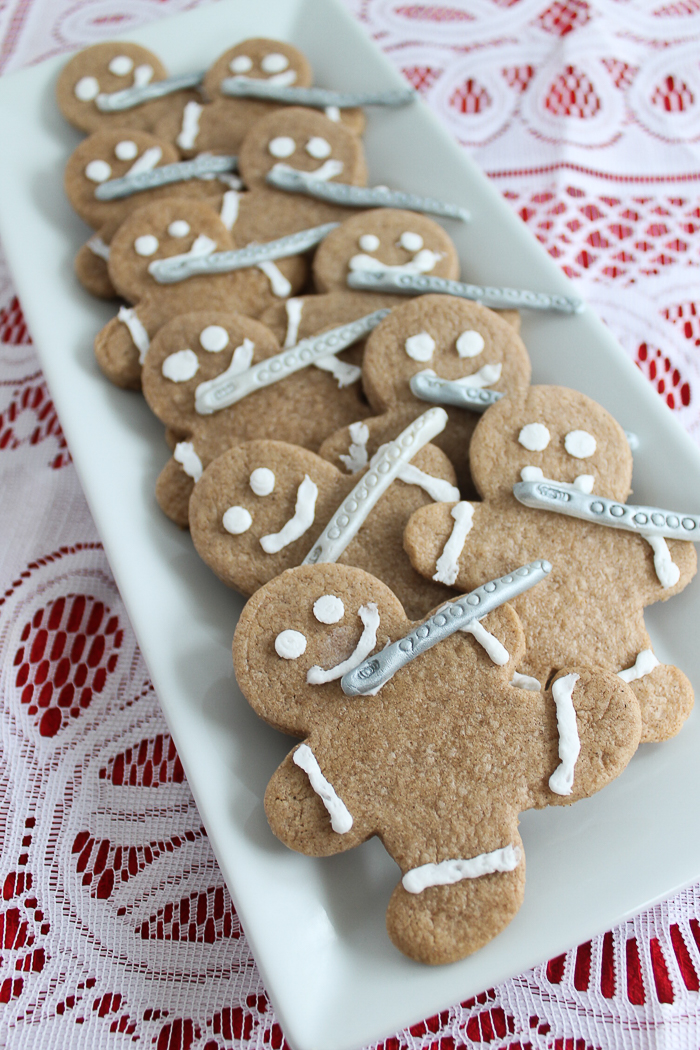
[404,499,505,590]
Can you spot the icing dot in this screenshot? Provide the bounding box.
[275,628,307,659]
[261,52,289,73]
[85,159,112,183]
[399,231,423,252]
[230,54,253,73]
[223,506,253,534]
[250,467,275,496]
[74,76,99,101]
[199,325,229,352]
[405,331,435,362]
[109,55,134,76]
[162,349,199,382]
[456,330,485,358]
[518,423,550,452]
[268,136,296,158]
[168,220,191,238]
[306,137,332,159]
[134,234,159,256]
[565,429,597,459]
[313,595,344,624]
[520,465,544,481]
[115,139,138,161]
[358,233,380,252]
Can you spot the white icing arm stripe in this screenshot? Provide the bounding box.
[303,408,448,566]
[402,844,521,894]
[396,463,460,503]
[260,475,318,554]
[511,671,542,691]
[284,299,304,348]
[117,306,150,364]
[293,745,353,834]
[307,604,380,685]
[312,354,362,388]
[339,421,370,474]
[219,190,240,231]
[643,534,680,589]
[194,310,389,415]
[433,502,474,585]
[86,235,110,260]
[257,260,292,298]
[618,649,660,683]
[548,672,581,796]
[95,70,204,111]
[460,619,509,665]
[173,441,203,482]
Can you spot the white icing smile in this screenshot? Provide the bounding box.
[307,603,380,684]
[348,247,442,276]
[260,475,318,553]
[520,466,594,493]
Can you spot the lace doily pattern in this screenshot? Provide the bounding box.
[2,0,700,1048]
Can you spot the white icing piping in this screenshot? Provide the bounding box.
[339,421,369,473]
[257,259,292,297]
[643,534,680,588]
[272,158,344,183]
[260,475,318,554]
[293,744,353,833]
[307,602,380,685]
[312,354,361,388]
[460,619,509,665]
[284,298,303,348]
[395,463,460,503]
[618,649,660,683]
[173,441,203,482]
[86,235,110,260]
[433,502,473,585]
[177,100,203,150]
[219,190,240,231]
[511,671,542,691]
[402,844,521,894]
[451,362,502,388]
[348,248,442,277]
[117,305,150,364]
[548,672,581,796]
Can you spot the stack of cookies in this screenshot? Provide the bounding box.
[58,36,698,966]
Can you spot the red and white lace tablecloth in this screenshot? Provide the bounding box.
[2,1,700,1047]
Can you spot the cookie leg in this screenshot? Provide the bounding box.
[629,662,694,742]
[75,242,117,300]
[156,456,195,529]
[94,313,145,390]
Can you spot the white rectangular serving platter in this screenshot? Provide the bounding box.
[1,1,700,1047]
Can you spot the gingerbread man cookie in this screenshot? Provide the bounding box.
[404,385,697,741]
[94,196,306,388]
[233,561,642,964]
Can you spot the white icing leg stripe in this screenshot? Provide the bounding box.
[396,463,460,503]
[257,260,292,298]
[511,671,542,691]
[307,603,380,685]
[174,441,203,482]
[643,534,680,589]
[86,235,110,260]
[312,354,361,388]
[117,306,150,364]
[460,619,509,665]
[177,100,203,150]
[618,649,660,683]
[433,502,474,585]
[260,475,318,554]
[303,408,448,566]
[219,190,240,231]
[284,298,304,348]
[339,421,369,473]
[293,744,353,834]
[548,672,581,796]
[402,844,521,894]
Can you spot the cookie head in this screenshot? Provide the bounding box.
[469,385,634,501]
[56,42,168,133]
[203,38,313,99]
[238,107,367,192]
[312,209,460,293]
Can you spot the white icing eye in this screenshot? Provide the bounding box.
[109,55,134,76]
[200,325,229,352]
[250,468,275,496]
[306,137,332,159]
[229,54,253,73]
[268,136,296,158]
[520,465,544,481]
[168,220,191,238]
[114,139,138,161]
[162,349,199,382]
[85,159,112,183]
[518,423,550,451]
[565,430,597,459]
[399,231,423,252]
[275,628,307,659]
[75,76,100,101]
[223,506,253,534]
[134,234,159,257]
[456,330,485,358]
[313,594,344,624]
[405,331,435,362]
[358,233,380,252]
[261,53,289,73]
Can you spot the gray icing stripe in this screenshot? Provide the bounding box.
[347,271,584,314]
[149,221,339,283]
[513,481,700,540]
[302,408,448,566]
[219,81,415,108]
[266,168,471,222]
[341,560,552,696]
[95,154,238,201]
[194,308,390,415]
[95,70,205,111]
[410,373,504,411]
